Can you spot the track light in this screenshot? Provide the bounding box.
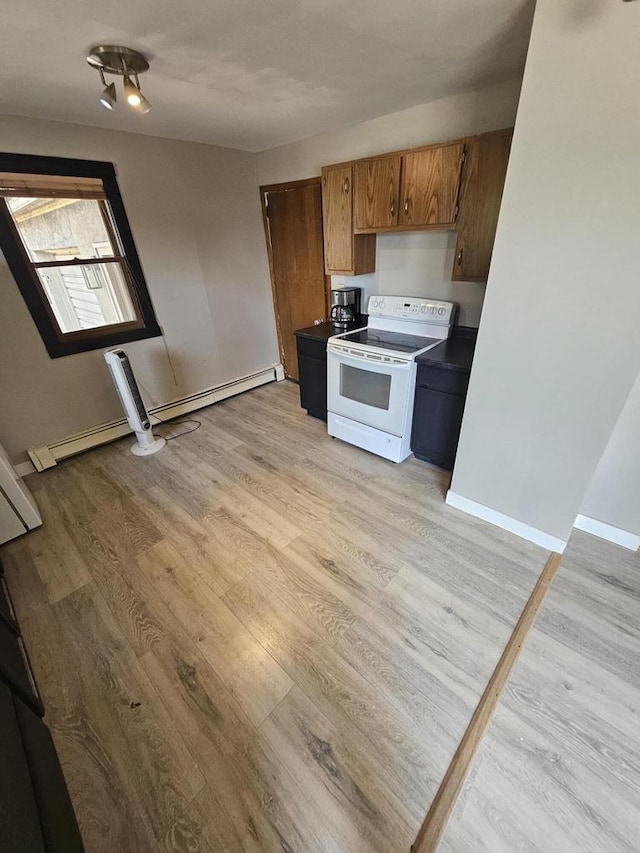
[99,81,117,110]
[87,45,153,116]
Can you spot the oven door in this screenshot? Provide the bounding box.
[327,346,413,436]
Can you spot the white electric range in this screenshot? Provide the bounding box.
[327,295,456,462]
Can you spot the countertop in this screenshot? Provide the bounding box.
[416,327,478,373]
[294,317,367,342]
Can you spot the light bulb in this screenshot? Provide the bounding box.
[123,75,141,106]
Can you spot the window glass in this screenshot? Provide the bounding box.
[7,197,117,262]
[36,261,137,333]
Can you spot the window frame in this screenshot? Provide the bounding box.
[0,152,162,358]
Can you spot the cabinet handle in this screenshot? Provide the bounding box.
[343,176,350,194]
[390,200,396,217]
[457,249,463,266]
[404,198,410,214]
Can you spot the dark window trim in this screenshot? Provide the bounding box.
[0,152,162,358]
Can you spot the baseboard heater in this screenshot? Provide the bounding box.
[28,364,284,471]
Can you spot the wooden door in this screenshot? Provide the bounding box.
[354,156,401,230]
[262,180,328,380]
[453,129,512,281]
[399,143,464,227]
[321,164,354,272]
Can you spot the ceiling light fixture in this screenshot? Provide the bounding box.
[87,45,152,115]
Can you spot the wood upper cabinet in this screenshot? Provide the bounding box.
[452,129,512,281]
[319,128,512,278]
[321,164,376,275]
[399,143,465,228]
[354,156,401,230]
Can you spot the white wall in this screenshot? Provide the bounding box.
[332,232,486,326]
[256,78,522,326]
[580,371,640,537]
[0,116,278,465]
[450,0,640,543]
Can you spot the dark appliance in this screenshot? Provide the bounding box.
[330,287,362,329]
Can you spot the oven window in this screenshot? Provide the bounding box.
[340,364,392,410]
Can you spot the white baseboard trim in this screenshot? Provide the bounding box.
[574,514,640,552]
[446,490,568,553]
[14,461,36,478]
[28,364,281,472]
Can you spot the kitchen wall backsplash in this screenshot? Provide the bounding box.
[331,231,485,326]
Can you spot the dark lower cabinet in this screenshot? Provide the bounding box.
[0,681,45,852]
[411,361,471,471]
[14,698,84,853]
[0,559,84,852]
[0,616,44,716]
[298,354,327,420]
[412,386,466,470]
[295,334,328,421]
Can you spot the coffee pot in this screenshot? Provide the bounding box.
[330,287,362,329]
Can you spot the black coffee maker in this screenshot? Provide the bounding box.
[330,287,362,329]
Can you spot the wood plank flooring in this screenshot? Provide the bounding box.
[438,530,640,853]
[413,552,562,852]
[1,380,553,851]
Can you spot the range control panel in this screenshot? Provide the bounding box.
[367,295,455,323]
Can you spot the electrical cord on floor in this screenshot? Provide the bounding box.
[151,412,202,442]
[134,373,201,442]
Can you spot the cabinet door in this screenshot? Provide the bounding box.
[298,354,327,421]
[354,156,401,230]
[411,386,466,471]
[321,165,376,274]
[399,143,464,227]
[322,165,354,273]
[453,129,512,281]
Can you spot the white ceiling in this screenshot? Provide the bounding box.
[0,0,534,152]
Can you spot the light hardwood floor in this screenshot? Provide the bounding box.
[439,530,640,853]
[2,380,553,851]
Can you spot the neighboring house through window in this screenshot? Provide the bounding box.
[0,154,161,357]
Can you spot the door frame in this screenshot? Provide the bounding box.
[259,177,331,379]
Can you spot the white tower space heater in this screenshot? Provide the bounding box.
[104,349,166,456]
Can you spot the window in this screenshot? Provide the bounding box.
[0,154,161,357]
